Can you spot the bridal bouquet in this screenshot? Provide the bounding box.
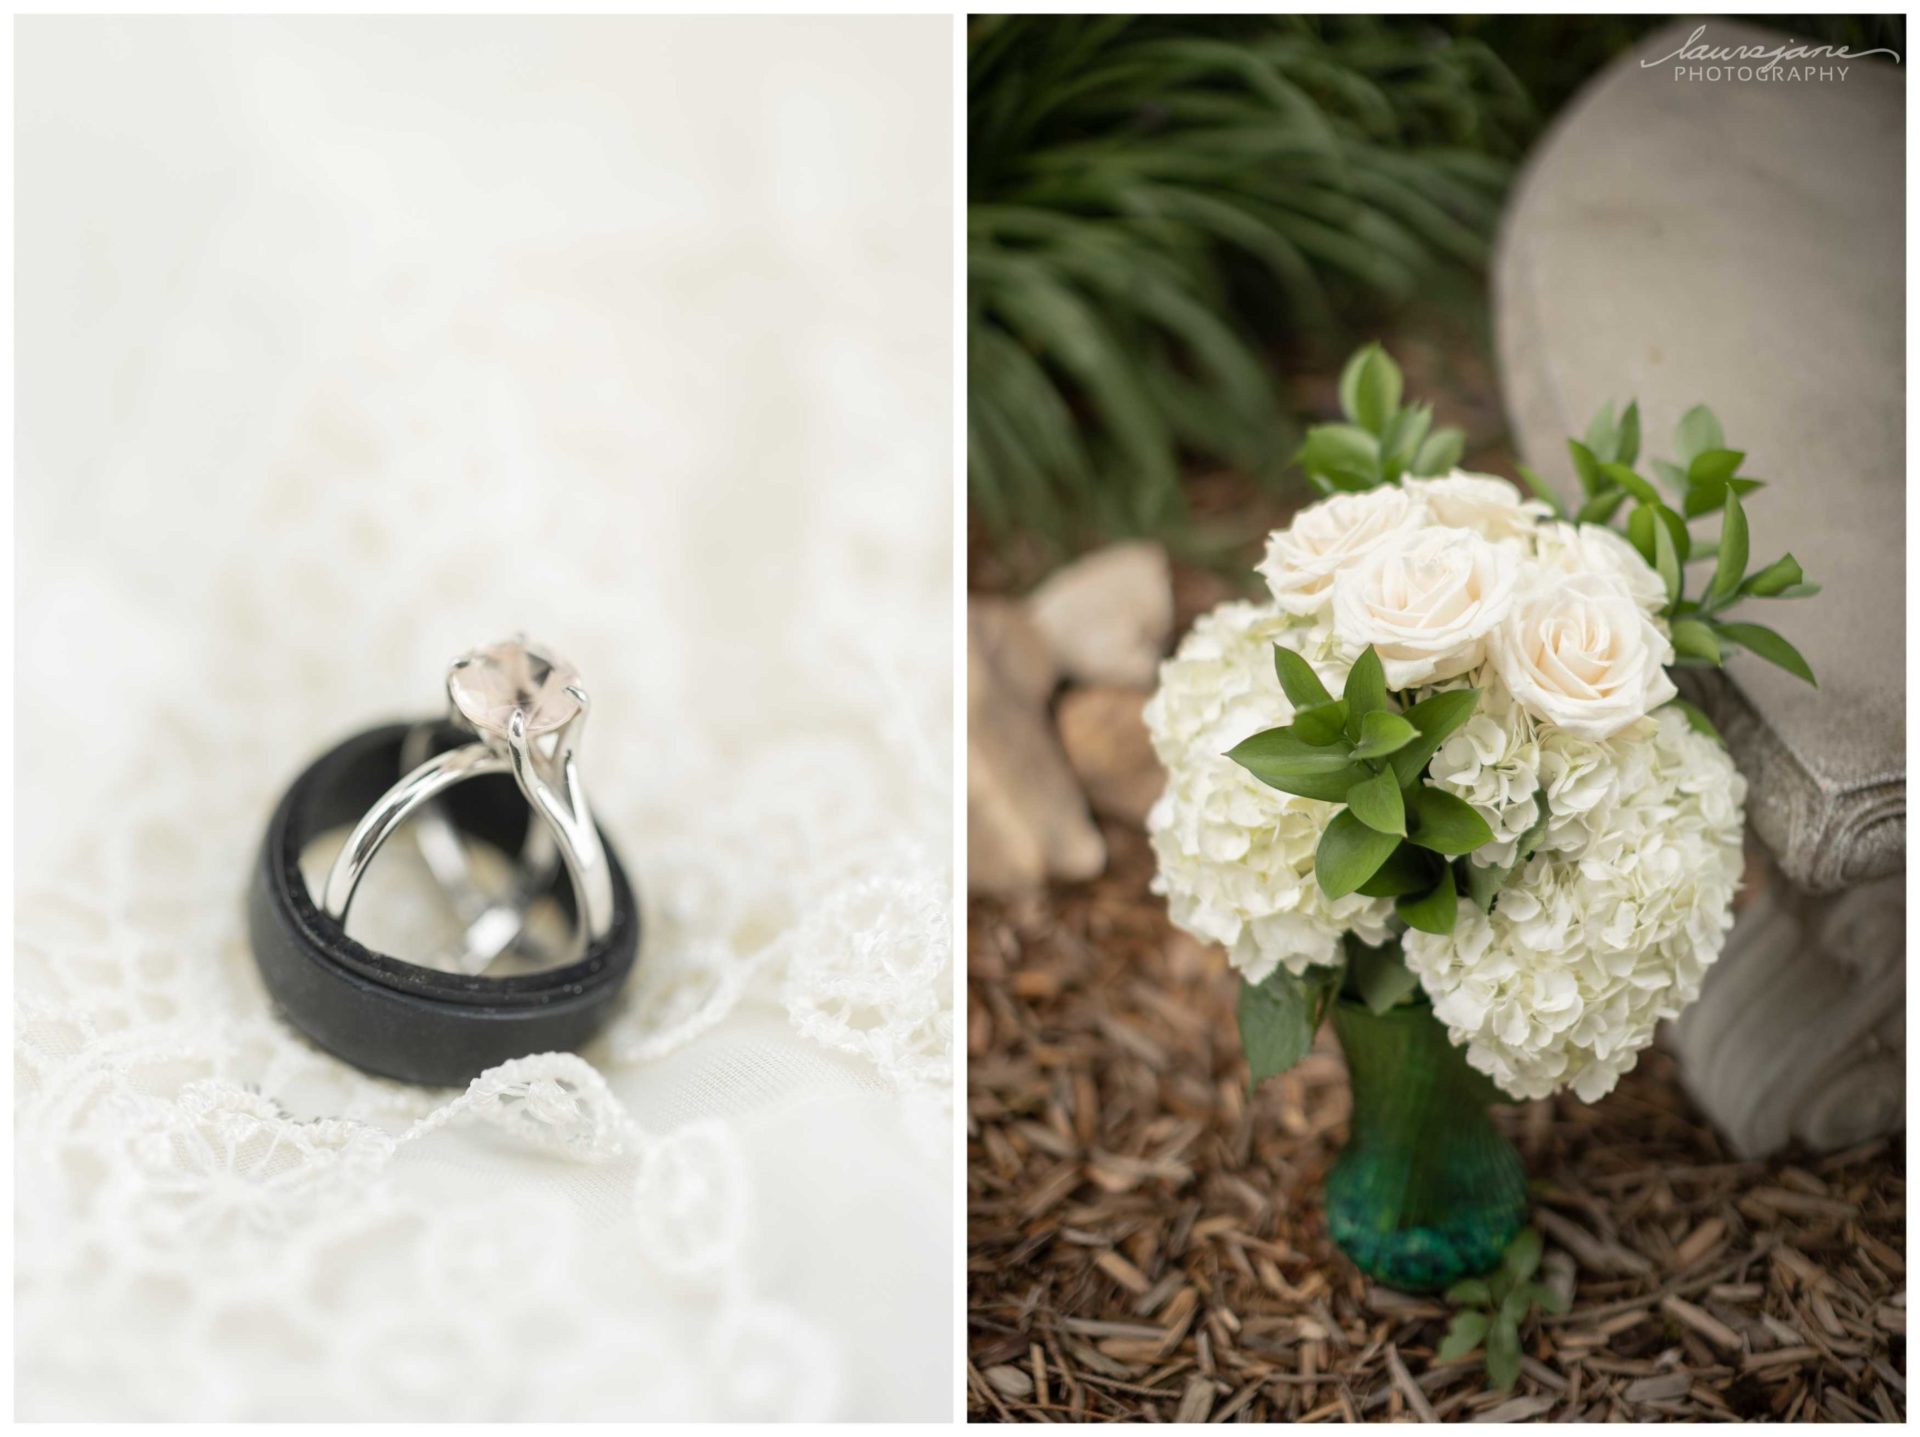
[1145,344,1819,1292]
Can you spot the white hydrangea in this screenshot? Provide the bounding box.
[1155,481,1743,1103]
[1143,600,1394,983]
[1403,708,1745,1101]
[1423,680,1544,868]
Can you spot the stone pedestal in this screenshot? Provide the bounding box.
[1672,864,1904,1156]
[1492,21,1905,1152]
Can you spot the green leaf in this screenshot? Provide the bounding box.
[1600,461,1659,505]
[1336,344,1372,428]
[1513,463,1565,517]
[1484,1311,1521,1391]
[1273,646,1332,708]
[1463,857,1505,915]
[1575,488,1626,525]
[1435,1310,1489,1363]
[1409,787,1495,856]
[1342,647,1387,741]
[1237,969,1316,1090]
[1688,447,1745,486]
[1447,1279,1493,1307]
[1651,458,1689,496]
[1769,582,1822,599]
[1292,699,1350,747]
[1625,503,1656,566]
[1651,502,1691,562]
[1498,1283,1532,1330]
[1227,730,1373,803]
[1354,843,1438,898]
[1504,1228,1543,1282]
[1346,937,1419,1014]
[1709,487,1748,604]
[1714,620,1817,686]
[1315,808,1403,899]
[1741,553,1803,598]
[1581,401,1616,463]
[1397,874,1459,935]
[1650,508,1681,607]
[1378,404,1431,484]
[1666,697,1723,742]
[1339,343,1402,436]
[1388,689,1480,788]
[1351,710,1417,761]
[1345,768,1406,836]
[1675,403,1724,464]
[1411,426,1464,477]
[1616,400,1640,466]
[1297,424,1380,491]
[1683,475,1728,519]
[1566,438,1606,498]
[1669,618,1721,664]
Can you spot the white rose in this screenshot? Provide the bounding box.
[1489,570,1677,739]
[1258,485,1426,616]
[1533,519,1667,617]
[1403,469,1551,543]
[1330,526,1519,688]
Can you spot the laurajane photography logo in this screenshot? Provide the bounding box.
[1645,24,1900,83]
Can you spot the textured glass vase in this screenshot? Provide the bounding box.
[1324,998,1529,1293]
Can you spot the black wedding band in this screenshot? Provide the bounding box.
[248,721,641,1086]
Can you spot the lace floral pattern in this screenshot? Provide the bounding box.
[17,17,950,1420]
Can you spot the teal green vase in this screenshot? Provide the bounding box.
[1324,998,1529,1293]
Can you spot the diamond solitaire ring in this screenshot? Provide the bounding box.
[321,636,614,961]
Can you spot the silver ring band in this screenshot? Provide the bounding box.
[398,722,561,974]
[319,638,615,965]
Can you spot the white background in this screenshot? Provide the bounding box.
[16,15,952,1419]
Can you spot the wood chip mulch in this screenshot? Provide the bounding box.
[967,823,1907,1423]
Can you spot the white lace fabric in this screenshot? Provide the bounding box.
[15,17,954,1420]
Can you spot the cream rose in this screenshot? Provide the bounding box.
[1533,519,1667,618]
[1258,485,1426,616]
[1330,526,1520,688]
[1403,469,1551,543]
[1489,570,1677,739]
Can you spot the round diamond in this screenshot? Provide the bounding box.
[448,638,583,738]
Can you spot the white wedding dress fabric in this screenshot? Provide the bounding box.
[15,18,953,1420]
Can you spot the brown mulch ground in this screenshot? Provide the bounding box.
[966,824,1907,1423]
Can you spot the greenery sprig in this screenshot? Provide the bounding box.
[1299,343,1468,494]
[1436,1228,1569,1391]
[1230,644,1492,934]
[1295,343,1822,722]
[1536,400,1820,702]
[1226,643,1509,1088]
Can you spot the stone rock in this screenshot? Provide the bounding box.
[968,595,1057,706]
[968,605,1104,896]
[1026,542,1173,689]
[1057,687,1163,827]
